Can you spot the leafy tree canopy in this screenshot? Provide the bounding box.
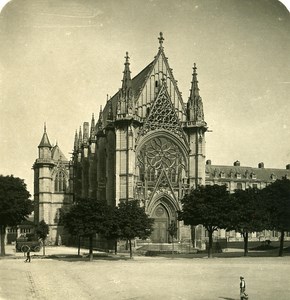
[62,197,112,237]
[36,220,49,240]
[229,188,266,233]
[0,175,33,226]
[179,184,231,232]
[262,178,290,231]
[117,200,154,241]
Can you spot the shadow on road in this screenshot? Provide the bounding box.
[39,254,134,262]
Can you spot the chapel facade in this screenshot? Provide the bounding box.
[33,33,290,246]
[71,33,207,245]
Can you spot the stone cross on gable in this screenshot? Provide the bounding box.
[158,32,164,48]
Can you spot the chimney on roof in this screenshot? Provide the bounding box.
[258,162,264,168]
[234,160,240,166]
[206,159,211,165]
[286,164,290,170]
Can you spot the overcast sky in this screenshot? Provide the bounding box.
[0,0,289,195]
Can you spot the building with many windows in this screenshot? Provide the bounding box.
[205,160,290,242]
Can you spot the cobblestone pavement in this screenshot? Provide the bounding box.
[1,246,290,300]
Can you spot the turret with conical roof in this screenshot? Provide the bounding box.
[34,124,71,245]
[38,123,52,160]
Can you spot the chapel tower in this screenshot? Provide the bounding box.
[33,125,71,244]
[184,63,207,188]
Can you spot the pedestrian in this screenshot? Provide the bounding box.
[24,250,31,263]
[240,276,248,300]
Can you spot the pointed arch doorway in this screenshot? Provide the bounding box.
[151,203,170,243]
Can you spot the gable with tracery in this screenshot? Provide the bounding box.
[139,83,187,143]
[135,51,187,122]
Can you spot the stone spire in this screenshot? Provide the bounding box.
[122,52,132,92]
[73,130,78,151]
[38,123,52,148]
[90,113,96,140]
[107,97,114,121]
[117,52,134,117]
[96,106,103,132]
[78,126,82,150]
[190,63,200,98]
[83,122,90,145]
[187,63,206,124]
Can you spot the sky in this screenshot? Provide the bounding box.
[0,0,289,196]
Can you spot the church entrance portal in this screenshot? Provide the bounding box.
[151,203,169,243]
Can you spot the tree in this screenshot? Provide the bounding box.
[262,178,290,256]
[62,197,111,261]
[0,175,33,256]
[179,184,230,258]
[36,220,49,256]
[101,206,121,254]
[229,188,266,256]
[117,200,154,259]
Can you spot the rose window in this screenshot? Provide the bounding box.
[137,137,185,183]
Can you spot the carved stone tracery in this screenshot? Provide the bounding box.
[137,136,185,186]
[140,84,185,140]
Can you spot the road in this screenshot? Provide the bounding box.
[0,247,290,299]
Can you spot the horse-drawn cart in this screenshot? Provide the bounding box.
[15,236,42,252]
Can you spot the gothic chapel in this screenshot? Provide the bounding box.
[34,33,207,245]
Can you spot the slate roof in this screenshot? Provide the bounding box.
[206,164,290,183]
[102,60,155,126]
[51,144,68,161]
[38,132,52,148]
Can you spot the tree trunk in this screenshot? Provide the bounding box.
[0,225,6,256]
[129,239,133,259]
[279,230,285,257]
[78,236,81,256]
[89,235,93,261]
[208,230,213,258]
[114,239,117,255]
[191,225,196,248]
[125,239,128,250]
[42,239,46,256]
[243,231,249,257]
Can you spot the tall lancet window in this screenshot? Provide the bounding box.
[55,171,66,192]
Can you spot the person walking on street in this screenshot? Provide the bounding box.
[25,250,31,263]
[240,276,248,299]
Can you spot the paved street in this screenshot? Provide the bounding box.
[0,246,290,300]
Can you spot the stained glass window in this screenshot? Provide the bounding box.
[137,136,185,184]
[55,171,66,192]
